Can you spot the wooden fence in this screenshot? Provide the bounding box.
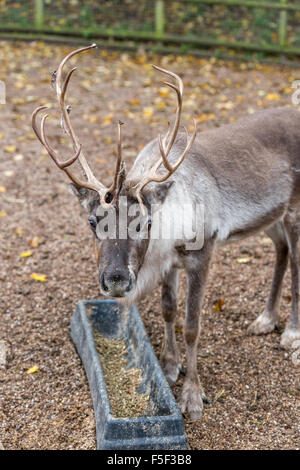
[0,0,300,56]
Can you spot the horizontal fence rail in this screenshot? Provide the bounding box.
[0,0,299,56]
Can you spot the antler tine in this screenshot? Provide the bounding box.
[55,44,98,184]
[32,105,82,169]
[32,44,127,209]
[109,120,124,194]
[133,66,197,208]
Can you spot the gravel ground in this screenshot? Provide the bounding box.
[0,41,299,450]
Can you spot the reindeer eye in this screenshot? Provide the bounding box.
[89,217,96,229]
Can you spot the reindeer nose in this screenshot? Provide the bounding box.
[100,271,132,297]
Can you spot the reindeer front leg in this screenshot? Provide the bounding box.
[180,240,215,421]
[160,267,181,384]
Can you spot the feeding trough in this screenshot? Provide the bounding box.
[70,299,188,450]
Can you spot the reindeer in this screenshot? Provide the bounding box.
[32,45,300,420]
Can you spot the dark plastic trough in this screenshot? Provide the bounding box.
[70,300,188,450]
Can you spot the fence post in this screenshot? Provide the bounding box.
[278,0,287,48]
[35,0,44,30]
[155,0,165,37]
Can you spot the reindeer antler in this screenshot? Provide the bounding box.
[32,44,124,208]
[133,65,197,210]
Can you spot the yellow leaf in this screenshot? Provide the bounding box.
[265,93,280,101]
[158,87,170,98]
[156,101,166,110]
[16,227,23,236]
[20,250,32,258]
[30,273,47,282]
[0,134,3,140]
[96,158,106,164]
[0,186,6,192]
[143,107,153,118]
[26,365,39,374]
[128,98,140,106]
[28,236,40,248]
[4,145,16,153]
[237,257,251,264]
[101,114,113,126]
[213,299,225,312]
[0,211,7,217]
[89,115,100,124]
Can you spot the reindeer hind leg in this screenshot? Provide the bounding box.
[280,207,300,348]
[248,221,289,335]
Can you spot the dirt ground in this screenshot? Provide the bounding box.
[0,40,299,450]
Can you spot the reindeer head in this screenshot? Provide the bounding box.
[32,45,196,299]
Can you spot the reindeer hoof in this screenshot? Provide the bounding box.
[280,327,300,349]
[248,312,277,335]
[179,384,204,421]
[160,357,181,384]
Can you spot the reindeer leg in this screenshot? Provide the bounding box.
[160,267,181,384]
[180,240,214,421]
[281,209,300,349]
[248,222,288,335]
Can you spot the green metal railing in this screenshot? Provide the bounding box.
[0,0,299,56]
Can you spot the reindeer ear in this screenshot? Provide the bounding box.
[155,181,174,201]
[143,181,174,206]
[69,183,98,212]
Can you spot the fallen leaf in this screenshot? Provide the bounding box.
[20,250,32,258]
[4,145,16,153]
[237,257,251,264]
[143,107,153,118]
[128,98,140,106]
[0,211,7,217]
[30,273,47,282]
[26,365,39,374]
[265,93,280,101]
[0,186,6,192]
[28,236,40,248]
[16,227,23,236]
[101,114,113,126]
[158,87,170,98]
[214,299,225,312]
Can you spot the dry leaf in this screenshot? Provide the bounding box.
[26,365,39,374]
[265,93,280,101]
[128,98,140,106]
[101,114,113,126]
[0,186,6,192]
[158,87,170,98]
[28,236,40,248]
[16,227,23,236]
[30,273,47,282]
[20,250,32,258]
[0,211,7,217]
[143,107,153,118]
[237,257,251,264]
[4,145,16,153]
[214,299,225,312]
